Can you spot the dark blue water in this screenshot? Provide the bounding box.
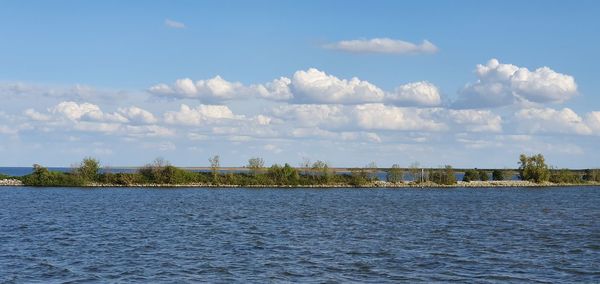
[1,187,599,283]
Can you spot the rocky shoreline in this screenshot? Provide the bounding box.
[2,179,599,188]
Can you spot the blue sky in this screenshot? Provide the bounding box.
[1,0,599,168]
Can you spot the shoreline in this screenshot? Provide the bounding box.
[2,179,599,188]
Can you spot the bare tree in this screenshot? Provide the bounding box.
[209,155,220,182]
[247,157,264,175]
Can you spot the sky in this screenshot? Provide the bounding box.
[1,0,599,168]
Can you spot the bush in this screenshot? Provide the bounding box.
[479,170,489,181]
[431,165,457,185]
[550,169,582,184]
[387,164,403,183]
[583,169,600,182]
[22,164,84,186]
[349,169,370,186]
[492,169,506,181]
[463,169,479,182]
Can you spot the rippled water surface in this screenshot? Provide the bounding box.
[1,187,599,283]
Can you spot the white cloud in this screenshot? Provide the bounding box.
[264,144,283,154]
[165,19,186,29]
[149,76,291,102]
[514,107,592,135]
[291,68,384,104]
[149,68,443,106]
[352,104,445,131]
[50,101,128,123]
[0,82,125,102]
[447,109,502,133]
[257,77,294,100]
[455,59,577,108]
[324,38,438,54]
[271,104,349,128]
[0,125,18,135]
[386,81,441,107]
[24,109,52,121]
[164,104,241,126]
[585,112,600,132]
[118,106,158,124]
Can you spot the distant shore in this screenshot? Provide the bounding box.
[2,178,598,188]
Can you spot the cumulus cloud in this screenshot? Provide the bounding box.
[163,104,242,126]
[290,68,384,104]
[165,19,186,29]
[23,101,170,137]
[149,68,443,106]
[514,107,591,135]
[324,38,438,54]
[118,106,158,124]
[386,81,441,107]
[271,104,349,128]
[51,101,128,123]
[149,76,292,102]
[455,59,577,108]
[272,104,445,132]
[352,104,445,131]
[446,109,502,133]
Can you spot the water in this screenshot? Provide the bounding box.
[1,187,598,283]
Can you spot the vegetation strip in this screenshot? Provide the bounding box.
[1,154,600,187]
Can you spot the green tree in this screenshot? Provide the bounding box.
[76,157,100,182]
[430,165,456,185]
[463,169,479,182]
[479,170,489,181]
[387,164,404,183]
[518,154,550,183]
[492,169,506,181]
[583,169,600,182]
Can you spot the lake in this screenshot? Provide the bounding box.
[1,187,599,283]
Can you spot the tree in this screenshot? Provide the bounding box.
[492,169,506,181]
[430,165,456,185]
[365,161,378,180]
[463,169,479,182]
[209,155,220,183]
[311,160,332,183]
[479,170,489,181]
[299,157,311,176]
[76,157,100,182]
[247,157,264,175]
[409,162,423,183]
[387,164,404,183]
[518,154,550,183]
[584,169,600,182]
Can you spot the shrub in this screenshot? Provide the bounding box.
[430,165,457,185]
[550,169,582,184]
[463,169,479,182]
[479,170,489,181]
[387,164,403,183]
[492,169,506,181]
[583,169,600,182]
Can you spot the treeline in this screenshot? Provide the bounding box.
[9,154,600,187]
[18,157,381,187]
